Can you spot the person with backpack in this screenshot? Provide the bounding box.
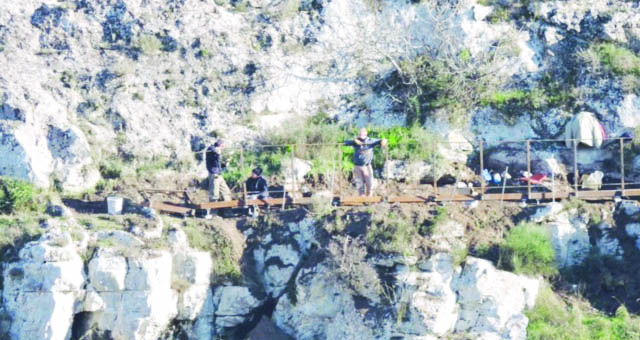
[344,128,388,196]
[205,139,232,201]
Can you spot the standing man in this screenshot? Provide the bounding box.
[344,128,388,196]
[205,139,232,201]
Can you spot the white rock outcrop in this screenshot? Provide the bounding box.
[453,258,539,340]
[2,230,85,340]
[274,253,539,340]
[2,226,221,340]
[545,210,591,267]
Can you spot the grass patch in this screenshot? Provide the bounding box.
[562,197,603,226]
[596,43,640,76]
[181,220,242,283]
[480,79,576,122]
[99,159,123,179]
[0,216,42,262]
[0,177,39,214]
[367,211,419,257]
[527,285,640,340]
[498,222,557,276]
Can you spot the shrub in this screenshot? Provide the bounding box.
[527,285,640,340]
[327,235,381,301]
[367,212,418,257]
[499,222,556,276]
[0,177,36,214]
[99,160,123,179]
[596,43,640,76]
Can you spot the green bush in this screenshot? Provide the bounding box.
[527,285,640,340]
[0,177,36,214]
[367,212,418,257]
[99,160,123,179]
[480,83,575,121]
[499,222,556,276]
[596,43,640,76]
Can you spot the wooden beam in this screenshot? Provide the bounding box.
[340,196,383,205]
[388,195,431,203]
[150,201,195,216]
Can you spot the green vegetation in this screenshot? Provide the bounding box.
[397,56,499,125]
[527,285,640,340]
[137,34,162,55]
[562,197,603,226]
[78,215,127,232]
[0,215,42,262]
[0,177,38,214]
[99,160,123,179]
[579,43,640,94]
[181,220,242,283]
[327,235,381,300]
[222,113,443,188]
[367,212,418,257]
[595,43,640,76]
[480,77,576,122]
[499,222,556,276]
[419,205,447,236]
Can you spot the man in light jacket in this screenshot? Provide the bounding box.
[344,128,388,196]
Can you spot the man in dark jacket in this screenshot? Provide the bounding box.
[246,167,269,199]
[205,140,231,201]
[245,167,268,216]
[344,128,388,196]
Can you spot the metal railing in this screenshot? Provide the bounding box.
[198,136,637,203]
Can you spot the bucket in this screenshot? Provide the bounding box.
[107,196,123,215]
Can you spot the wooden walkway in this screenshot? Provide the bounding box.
[147,188,640,217]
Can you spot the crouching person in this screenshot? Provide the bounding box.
[246,167,269,216]
[206,140,232,202]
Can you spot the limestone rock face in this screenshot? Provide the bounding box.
[453,258,539,340]
[2,230,85,340]
[249,217,316,298]
[396,253,459,336]
[545,210,591,267]
[273,264,376,340]
[213,286,265,333]
[1,226,220,340]
[274,253,539,340]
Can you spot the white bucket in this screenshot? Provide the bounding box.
[107,196,123,215]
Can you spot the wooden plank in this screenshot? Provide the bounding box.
[435,194,474,202]
[150,201,194,215]
[199,200,242,209]
[340,196,383,204]
[388,195,431,203]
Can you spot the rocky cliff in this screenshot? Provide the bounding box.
[2,0,640,339]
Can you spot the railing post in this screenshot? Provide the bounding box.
[290,145,296,205]
[330,143,337,198]
[479,139,485,194]
[573,139,579,197]
[620,138,625,196]
[241,146,247,206]
[338,144,343,200]
[432,143,438,197]
[526,139,531,199]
